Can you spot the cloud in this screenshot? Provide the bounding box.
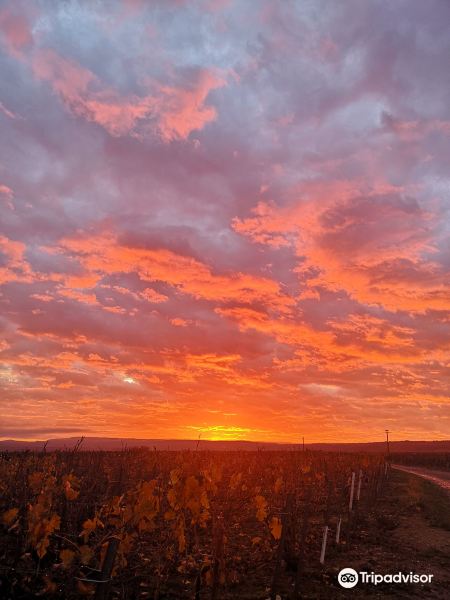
[31,49,225,140]
[0,235,33,284]
[141,288,168,303]
[47,231,293,312]
[381,111,450,140]
[233,187,448,312]
[0,5,33,56]
[0,184,14,210]
[154,69,226,141]
[0,101,17,119]
[0,0,449,442]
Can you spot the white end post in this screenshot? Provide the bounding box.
[349,471,356,511]
[320,525,329,564]
[357,469,363,502]
[336,516,342,544]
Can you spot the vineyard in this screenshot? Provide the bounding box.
[0,448,390,599]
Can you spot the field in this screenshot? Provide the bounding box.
[0,448,449,599]
[0,449,450,600]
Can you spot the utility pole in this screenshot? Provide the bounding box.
[302,436,305,452]
[385,429,390,459]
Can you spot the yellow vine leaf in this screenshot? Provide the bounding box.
[79,545,93,564]
[204,569,213,586]
[42,575,57,594]
[138,518,155,533]
[200,490,209,510]
[170,469,181,485]
[81,516,103,543]
[269,517,282,540]
[274,477,283,494]
[2,508,19,526]
[184,475,200,498]
[64,480,79,500]
[255,495,268,522]
[77,580,94,595]
[176,517,186,553]
[229,472,242,489]
[28,472,44,494]
[139,480,157,500]
[60,548,75,568]
[36,514,61,558]
[167,488,178,510]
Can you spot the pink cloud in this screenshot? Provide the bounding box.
[0,235,32,284]
[0,184,14,209]
[381,111,450,140]
[155,70,226,141]
[0,101,17,119]
[0,7,33,56]
[32,49,151,137]
[32,49,226,141]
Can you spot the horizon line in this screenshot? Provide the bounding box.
[2,436,450,445]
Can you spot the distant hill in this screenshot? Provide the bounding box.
[1,437,450,453]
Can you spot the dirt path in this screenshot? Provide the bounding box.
[392,465,450,493]
[314,468,450,599]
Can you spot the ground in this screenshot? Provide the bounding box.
[159,468,450,599]
[298,469,450,599]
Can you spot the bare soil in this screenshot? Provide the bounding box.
[297,469,450,599]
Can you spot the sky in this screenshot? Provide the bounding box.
[0,0,449,443]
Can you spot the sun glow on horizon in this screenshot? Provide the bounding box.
[186,425,261,442]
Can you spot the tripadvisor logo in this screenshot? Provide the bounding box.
[338,568,359,588]
[338,568,434,588]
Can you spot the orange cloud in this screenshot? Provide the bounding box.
[57,288,98,305]
[170,317,190,327]
[0,235,33,284]
[49,232,293,312]
[216,306,423,370]
[233,181,448,312]
[141,288,168,303]
[216,306,335,349]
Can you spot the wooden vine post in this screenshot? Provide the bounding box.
[94,537,120,600]
[319,525,329,564]
[270,496,292,600]
[356,469,363,502]
[335,516,342,545]
[211,516,224,600]
[294,484,312,599]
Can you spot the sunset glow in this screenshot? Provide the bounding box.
[1,1,449,442]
